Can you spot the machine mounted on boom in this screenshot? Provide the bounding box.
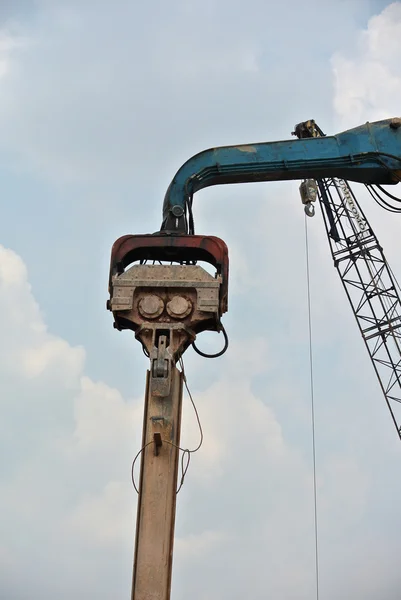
[107,116,401,600]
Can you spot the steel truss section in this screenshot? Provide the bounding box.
[317,177,401,440]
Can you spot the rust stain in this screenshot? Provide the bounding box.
[236,145,257,153]
[390,117,401,130]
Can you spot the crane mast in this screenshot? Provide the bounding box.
[295,121,401,440]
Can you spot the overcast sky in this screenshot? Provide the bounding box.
[0,1,401,599]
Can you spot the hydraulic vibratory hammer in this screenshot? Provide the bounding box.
[107,117,401,600]
[107,233,228,600]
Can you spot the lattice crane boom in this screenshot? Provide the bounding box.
[294,121,401,440]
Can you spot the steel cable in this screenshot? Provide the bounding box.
[304,214,320,600]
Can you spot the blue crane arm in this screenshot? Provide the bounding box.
[161,118,401,232]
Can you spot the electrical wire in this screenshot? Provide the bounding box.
[365,184,401,213]
[376,184,401,202]
[131,441,154,493]
[131,355,203,494]
[176,356,203,491]
[304,214,320,600]
[192,322,229,358]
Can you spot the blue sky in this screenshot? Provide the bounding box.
[0,1,401,599]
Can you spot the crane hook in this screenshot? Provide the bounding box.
[304,202,315,217]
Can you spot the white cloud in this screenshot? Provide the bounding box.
[0,242,299,593]
[332,2,401,127]
[175,529,226,561]
[179,367,285,482]
[71,376,141,450]
[0,244,28,285]
[0,3,263,184]
[0,245,85,383]
[1,2,401,599]
[22,337,83,379]
[0,31,20,78]
[67,480,134,546]
[0,0,369,187]
[0,241,322,599]
[0,244,141,595]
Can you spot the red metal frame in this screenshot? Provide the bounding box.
[109,233,229,314]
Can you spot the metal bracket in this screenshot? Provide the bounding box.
[152,335,169,378]
[150,334,173,397]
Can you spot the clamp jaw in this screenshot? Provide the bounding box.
[107,233,229,396]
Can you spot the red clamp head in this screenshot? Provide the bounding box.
[108,233,229,316]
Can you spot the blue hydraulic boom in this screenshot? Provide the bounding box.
[161,117,401,232]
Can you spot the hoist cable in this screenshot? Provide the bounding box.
[304,214,320,600]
